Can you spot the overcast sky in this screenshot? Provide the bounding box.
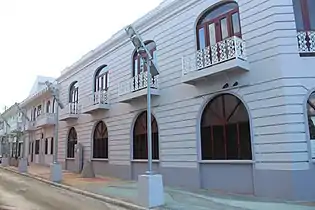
[0,0,162,112]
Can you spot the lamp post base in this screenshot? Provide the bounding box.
[138,173,165,208]
[1,157,9,167]
[50,162,62,182]
[18,158,28,173]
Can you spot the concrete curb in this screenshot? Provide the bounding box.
[0,166,147,210]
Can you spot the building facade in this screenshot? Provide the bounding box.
[2,0,312,201]
[20,76,56,166]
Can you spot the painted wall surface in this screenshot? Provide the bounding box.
[54,0,315,200]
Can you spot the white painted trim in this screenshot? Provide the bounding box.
[131,159,160,163]
[91,158,109,162]
[199,160,253,164]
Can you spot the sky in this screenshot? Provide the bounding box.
[0,0,163,112]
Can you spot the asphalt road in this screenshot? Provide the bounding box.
[0,169,126,210]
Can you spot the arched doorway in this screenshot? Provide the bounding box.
[200,93,253,194]
[93,121,108,159]
[131,111,159,179]
[66,127,77,171]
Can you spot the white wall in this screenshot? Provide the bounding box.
[56,0,313,171]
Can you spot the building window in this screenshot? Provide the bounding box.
[293,0,315,31]
[94,65,109,92]
[67,127,77,158]
[133,111,159,160]
[35,140,40,155]
[69,82,79,114]
[93,121,108,159]
[200,94,252,160]
[307,92,315,140]
[46,101,51,113]
[45,138,48,154]
[133,41,157,77]
[50,137,54,155]
[33,107,37,120]
[52,99,56,113]
[196,2,241,50]
[37,105,42,116]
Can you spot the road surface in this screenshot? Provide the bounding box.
[0,169,126,210]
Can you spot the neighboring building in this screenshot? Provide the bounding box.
[0,105,23,158]
[54,0,315,201]
[20,76,56,166]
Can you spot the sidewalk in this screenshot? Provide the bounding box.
[3,164,315,210]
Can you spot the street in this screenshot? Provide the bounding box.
[0,169,126,210]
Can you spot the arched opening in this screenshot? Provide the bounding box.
[46,100,51,113]
[132,40,158,91]
[69,81,79,114]
[201,94,252,160]
[93,121,108,159]
[33,107,37,121]
[196,1,241,50]
[67,127,77,158]
[307,92,315,140]
[94,65,109,104]
[133,111,159,160]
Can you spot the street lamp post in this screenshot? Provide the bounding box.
[15,103,30,173]
[125,25,164,208]
[45,81,64,182]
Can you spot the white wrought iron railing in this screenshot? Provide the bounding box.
[118,72,159,96]
[182,36,247,75]
[93,90,108,105]
[297,31,315,53]
[68,102,79,114]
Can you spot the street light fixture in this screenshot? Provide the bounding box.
[45,81,64,182]
[14,103,30,173]
[125,24,164,208]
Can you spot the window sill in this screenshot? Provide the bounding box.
[91,158,109,162]
[131,159,160,163]
[199,160,253,164]
[66,158,75,160]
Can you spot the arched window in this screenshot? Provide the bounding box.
[201,94,252,160]
[67,127,77,158]
[33,107,37,120]
[46,101,51,113]
[293,0,315,31]
[93,121,108,159]
[196,2,241,49]
[133,111,159,160]
[94,65,109,92]
[133,40,157,77]
[69,81,79,103]
[307,92,315,139]
[52,98,56,113]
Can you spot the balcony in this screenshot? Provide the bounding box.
[9,121,23,133]
[59,102,80,121]
[82,90,110,114]
[36,113,56,127]
[297,31,315,54]
[25,121,36,131]
[181,36,249,84]
[118,72,159,103]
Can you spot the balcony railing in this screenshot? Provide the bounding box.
[118,72,159,96]
[182,36,247,75]
[297,31,315,53]
[36,113,56,127]
[68,102,79,114]
[93,90,108,105]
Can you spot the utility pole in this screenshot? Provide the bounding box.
[45,81,64,182]
[125,25,164,208]
[14,103,30,172]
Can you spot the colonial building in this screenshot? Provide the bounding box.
[16,0,315,201]
[20,76,56,166]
